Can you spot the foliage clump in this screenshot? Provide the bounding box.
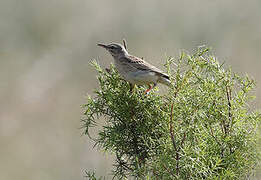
[82,48,260,179]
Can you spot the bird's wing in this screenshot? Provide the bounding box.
[120,55,169,79]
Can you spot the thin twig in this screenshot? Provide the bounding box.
[178,132,186,151]
[168,72,188,176]
[176,152,180,176]
[226,85,234,153]
[123,39,127,50]
[162,163,176,178]
[169,103,181,176]
[209,125,222,147]
[226,86,233,134]
[169,103,177,152]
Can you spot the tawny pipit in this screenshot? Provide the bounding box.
[98,42,171,93]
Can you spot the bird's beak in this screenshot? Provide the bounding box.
[97,43,109,49]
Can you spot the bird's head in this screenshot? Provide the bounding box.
[97,43,128,57]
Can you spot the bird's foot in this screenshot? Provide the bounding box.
[144,83,157,94]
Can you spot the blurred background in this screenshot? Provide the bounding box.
[1,0,261,179]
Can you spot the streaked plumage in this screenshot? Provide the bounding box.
[98,42,170,93]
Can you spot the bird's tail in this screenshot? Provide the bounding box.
[158,74,171,86]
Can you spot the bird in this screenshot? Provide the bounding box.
[97,41,171,94]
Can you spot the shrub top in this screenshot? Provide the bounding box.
[83,48,261,179]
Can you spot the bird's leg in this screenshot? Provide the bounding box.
[144,84,151,94]
[144,83,157,94]
[129,83,135,93]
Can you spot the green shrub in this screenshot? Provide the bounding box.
[82,48,260,179]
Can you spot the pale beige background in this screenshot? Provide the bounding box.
[1,0,261,179]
